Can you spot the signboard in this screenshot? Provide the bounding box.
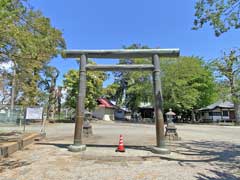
[25,107,43,120]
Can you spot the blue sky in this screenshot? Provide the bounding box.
[29,0,239,86]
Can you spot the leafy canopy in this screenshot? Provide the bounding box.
[103,53,217,114]
[63,61,107,111]
[211,48,240,102]
[193,0,240,36]
[161,56,217,113]
[0,0,65,106]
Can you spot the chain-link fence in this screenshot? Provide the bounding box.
[0,105,45,134]
[0,105,24,126]
[51,108,75,122]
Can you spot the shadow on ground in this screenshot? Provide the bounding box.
[172,140,240,180]
[196,169,240,180]
[36,140,240,179]
[36,142,153,152]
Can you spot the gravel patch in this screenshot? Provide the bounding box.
[0,122,240,180]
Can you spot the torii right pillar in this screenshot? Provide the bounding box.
[152,54,170,154]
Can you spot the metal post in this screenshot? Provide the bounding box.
[152,54,170,154]
[68,54,87,152]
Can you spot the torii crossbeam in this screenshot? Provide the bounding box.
[62,48,180,154]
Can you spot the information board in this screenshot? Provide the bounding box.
[25,107,43,120]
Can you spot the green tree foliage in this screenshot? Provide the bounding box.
[103,44,152,110]
[193,0,240,36]
[211,49,240,123]
[215,80,231,100]
[104,55,217,115]
[0,0,65,106]
[102,83,120,102]
[63,62,106,111]
[193,1,240,123]
[111,57,153,110]
[161,57,217,113]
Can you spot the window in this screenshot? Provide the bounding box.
[223,111,228,117]
[209,112,213,116]
[213,112,221,116]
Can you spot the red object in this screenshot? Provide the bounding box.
[98,98,114,108]
[115,134,125,152]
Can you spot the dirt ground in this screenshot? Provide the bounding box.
[0,121,240,180]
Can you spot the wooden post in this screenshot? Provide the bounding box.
[152,54,170,154]
[68,54,87,152]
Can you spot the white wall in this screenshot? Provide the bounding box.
[92,106,115,121]
[200,108,231,122]
[92,107,105,120]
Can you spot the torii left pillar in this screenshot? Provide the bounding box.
[68,54,87,152]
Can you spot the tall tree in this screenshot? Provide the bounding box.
[161,57,218,116]
[193,0,240,36]
[105,44,152,110]
[102,83,120,102]
[104,53,217,116]
[0,0,65,107]
[212,49,240,124]
[194,0,240,124]
[112,57,153,110]
[63,61,106,111]
[103,44,217,117]
[39,66,60,120]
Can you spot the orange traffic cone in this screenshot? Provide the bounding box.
[115,134,125,152]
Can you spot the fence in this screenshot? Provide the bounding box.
[0,105,25,126]
[0,105,45,134]
[51,108,75,122]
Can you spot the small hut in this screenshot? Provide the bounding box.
[92,98,116,121]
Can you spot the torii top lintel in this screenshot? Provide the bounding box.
[62,49,180,59]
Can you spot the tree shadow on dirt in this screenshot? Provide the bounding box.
[35,140,240,179]
[170,140,240,180]
[196,169,240,180]
[173,140,240,163]
[36,140,240,164]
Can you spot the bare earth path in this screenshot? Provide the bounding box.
[0,122,240,180]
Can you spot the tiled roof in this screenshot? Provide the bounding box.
[97,98,116,108]
[199,101,234,110]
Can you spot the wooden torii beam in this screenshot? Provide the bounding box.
[86,64,154,71]
[62,49,179,59]
[62,48,180,154]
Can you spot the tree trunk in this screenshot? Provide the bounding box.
[47,86,56,121]
[10,65,16,111]
[191,110,196,123]
[234,102,240,125]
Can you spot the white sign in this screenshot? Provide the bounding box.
[26,107,43,120]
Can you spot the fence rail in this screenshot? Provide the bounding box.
[0,105,24,125]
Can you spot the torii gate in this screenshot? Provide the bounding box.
[62,49,180,154]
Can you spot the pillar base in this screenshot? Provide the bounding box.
[68,144,86,152]
[151,146,170,154]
